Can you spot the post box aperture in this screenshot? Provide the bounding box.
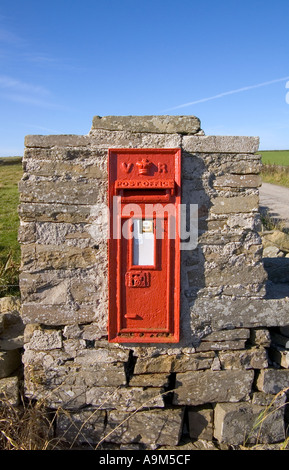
[108,148,181,343]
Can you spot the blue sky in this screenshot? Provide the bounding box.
[0,0,289,156]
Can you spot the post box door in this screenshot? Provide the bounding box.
[108,148,181,343]
[120,215,170,333]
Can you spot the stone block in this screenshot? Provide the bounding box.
[211,195,259,214]
[105,408,184,447]
[21,245,97,271]
[86,386,165,411]
[24,134,90,148]
[19,268,107,307]
[19,175,107,205]
[21,303,100,326]
[201,328,250,342]
[188,405,214,440]
[249,328,271,347]
[195,328,250,352]
[213,174,262,189]
[256,369,289,394]
[262,230,289,254]
[0,296,21,313]
[202,153,262,175]
[196,340,247,352]
[82,364,127,387]
[33,222,93,247]
[18,203,95,223]
[28,328,63,351]
[188,261,267,289]
[129,373,170,387]
[74,348,130,364]
[190,297,289,331]
[18,222,36,244]
[0,350,22,378]
[23,147,105,161]
[56,408,106,446]
[182,135,259,154]
[171,352,215,372]
[24,154,107,179]
[218,347,268,370]
[91,115,201,135]
[0,376,19,406]
[172,370,254,406]
[24,363,87,410]
[133,355,174,374]
[89,129,182,149]
[214,402,285,445]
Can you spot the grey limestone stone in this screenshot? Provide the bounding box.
[173,370,254,406]
[218,347,268,370]
[105,408,184,446]
[0,296,21,313]
[210,194,259,214]
[74,347,130,364]
[19,175,107,205]
[128,373,170,387]
[24,134,90,148]
[256,369,289,394]
[86,386,165,411]
[0,375,20,406]
[89,128,182,149]
[91,115,201,135]
[182,135,259,154]
[188,405,214,440]
[190,297,289,331]
[28,328,63,351]
[21,303,101,326]
[56,408,106,446]
[214,402,285,445]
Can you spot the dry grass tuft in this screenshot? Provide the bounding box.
[0,395,56,450]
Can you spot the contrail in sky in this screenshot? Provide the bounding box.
[164,76,289,111]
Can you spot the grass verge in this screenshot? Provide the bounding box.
[261,164,289,188]
[0,157,22,297]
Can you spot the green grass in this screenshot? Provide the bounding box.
[259,150,289,188]
[0,157,23,296]
[261,165,289,187]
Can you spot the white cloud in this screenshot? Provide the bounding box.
[164,76,289,111]
[0,74,70,110]
[0,74,50,96]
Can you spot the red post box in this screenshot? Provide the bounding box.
[108,148,181,343]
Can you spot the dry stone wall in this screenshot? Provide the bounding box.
[0,296,24,406]
[16,115,289,449]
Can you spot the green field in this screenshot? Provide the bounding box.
[259,150,289,187]
[0,157,23,296]
[259,150,289,166]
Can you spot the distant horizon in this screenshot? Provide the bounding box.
[1,148,289,159]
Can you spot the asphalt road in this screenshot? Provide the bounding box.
[259,183,289,228]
